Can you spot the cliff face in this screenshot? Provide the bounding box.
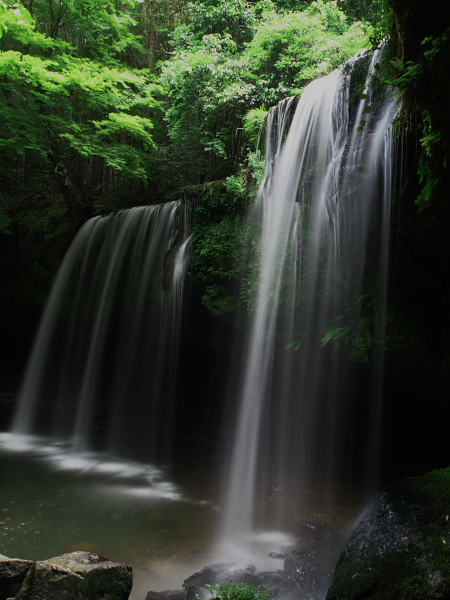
[390,0,450,60]
[389,0,450,179]
[371,0,450,479]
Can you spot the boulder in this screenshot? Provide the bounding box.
[180,557,321,600]
[183,563,261,592]
[145,590,187,600]
[326,467,450,600]
[0,555,33,600]
[15,560,83,600]
[0,551,132,600]
[47,551,132,600]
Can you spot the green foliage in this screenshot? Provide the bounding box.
[161,0,371,187]
[391,35,447,104]
[390,57,423,103]
[285,339,302,351]
[202,284,236,315]
[160,32,250,185]
[2,191,75,284]
[421,33,448,61]
[0,206,12,233]
[188,180,262,316]
[415,111,444,212]
[193,213,244,279]
[243,5,370,102]
[322,321,354,347]
[0,46,159,183]
[247,149,266,186]
[321,293,385,363]
[336,0,392,44]
[207,581,271,600]
[416,155,441,212]
[16,0,145,65]
[389,37,449,212]
[225,172,247,202]
[192,211,245,313]
[243,107,268,145]
[186,0,256,46]
[0,0,162,289]
[0,0,32,38]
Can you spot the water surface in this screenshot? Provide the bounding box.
[0,432,366,600]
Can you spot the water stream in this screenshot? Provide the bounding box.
[12,201,191,463]
[218,49,397,560]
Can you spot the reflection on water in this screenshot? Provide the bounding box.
[0,432,366,600]
[0,433,217,600]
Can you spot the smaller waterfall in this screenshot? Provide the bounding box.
[12,201,191,463]
[219,50,397,554]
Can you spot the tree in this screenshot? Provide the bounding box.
[0,16,161,219]
[159,0,371,188]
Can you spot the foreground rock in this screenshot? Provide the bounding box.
[146,551,332,600]
[326,467,450,600]
[0,551,132,600]
[146,468,450,600]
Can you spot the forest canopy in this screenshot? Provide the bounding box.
[0,0,383,210]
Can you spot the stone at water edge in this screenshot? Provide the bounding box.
[47,551,133,599]
[15,560,84,600]
[326,467,450,600]
[146,549,333,600]
[145,589,188,600]
[0,554,33,599]
[0,551,132,600]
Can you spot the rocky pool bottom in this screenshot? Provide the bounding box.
[0,433,369,600]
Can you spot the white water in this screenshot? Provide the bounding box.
[12,201,191,463]
[219,50,397,556]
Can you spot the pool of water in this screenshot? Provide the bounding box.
[0,432,367,600]
[0,433,221,599]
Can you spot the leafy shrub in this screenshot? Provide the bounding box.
[161,0,371,186]
[207,581,271,600]
[225,173,247,202]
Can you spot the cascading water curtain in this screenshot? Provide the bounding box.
[220,49,398,549]
[13,201,191,462]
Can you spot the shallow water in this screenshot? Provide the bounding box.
[0,433,218,599]
[0,432,366,600]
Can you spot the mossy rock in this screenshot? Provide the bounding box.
[0,551,132,600]
[0,554,33,600]
[15,561,84,600]
[47,551,133,600]
[326,467,450,600]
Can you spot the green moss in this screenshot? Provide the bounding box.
[331,550,424,600]
[77,566,132,600]
[399,467,450,525]
[397,574,426,600]
[15,563,35,600]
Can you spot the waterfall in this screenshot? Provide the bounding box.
[12,201,191,462]
[220,50,397,551]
